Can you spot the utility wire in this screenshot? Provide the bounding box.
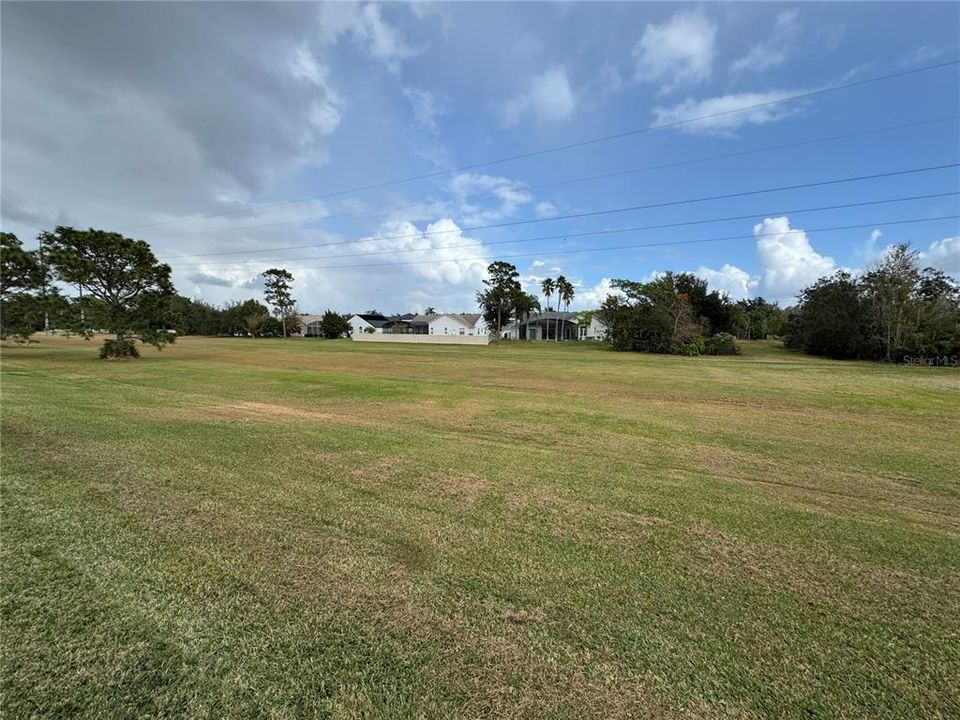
[161,162,960,260]
[258,215,960,272]
[169,191,959,268]
[125,59,960,232]
[143,113,960,242]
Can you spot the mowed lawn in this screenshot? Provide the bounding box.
[2,336,958,719]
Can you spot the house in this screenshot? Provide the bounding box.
[427,313,488,337]
[298,314,324,337]
[575,312,607,341]
[502,311,580,341]
[348,313,391,335]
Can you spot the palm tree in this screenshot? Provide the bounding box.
[512,291,540,340]
[557,277,575,340]
[554,275,571,341]
[540,277,554,341]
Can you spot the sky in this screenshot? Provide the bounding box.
[2,1,959,314]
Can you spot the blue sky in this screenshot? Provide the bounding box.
[2,1,958,312]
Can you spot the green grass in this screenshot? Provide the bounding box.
[2,335,958,719]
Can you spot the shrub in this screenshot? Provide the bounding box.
[99,338,140,359]
[704,332,742,355]
[679,336,705,356]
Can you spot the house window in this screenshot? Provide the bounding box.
[430,326,434,334]
[459,328,465,335]
[444,326,448,334]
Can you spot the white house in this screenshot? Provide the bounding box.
[348,313,390,335]
[576,313,607,341]
[427,313,488,337]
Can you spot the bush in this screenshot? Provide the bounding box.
[99,338,139,359]
[679,336,705,356]
[704,332,742,355]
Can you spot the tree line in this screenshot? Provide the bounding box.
[1,227,350,359]
[595,272,784,356]
[785,245,960,362]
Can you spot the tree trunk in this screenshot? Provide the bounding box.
[282,314,287,339]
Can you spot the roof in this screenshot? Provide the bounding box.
[410,313,439,323]
[430,313,484,328]
[351,313,391,328]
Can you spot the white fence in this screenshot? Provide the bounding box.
[352,333,490,345]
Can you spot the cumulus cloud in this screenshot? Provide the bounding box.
[633,10,716,93]
[730,10,800,75]
[575,277,621,309]
[696,264,758,300]
[319,2,417,74]
[922,236,960,275]
[1,2,341,232]
[449,173,533,224]
[754,216,835,301]
[501,66,576,125]
[187,269,264,290]
[651,90,800,135]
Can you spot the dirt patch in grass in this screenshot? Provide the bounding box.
[131,399,373,427]
[349,456,407,485]
[419,471,490,506]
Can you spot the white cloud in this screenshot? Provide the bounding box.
[652,90,799,136]
[534,201,558,218]
[696,264,758,300]
[501,66,575,125]
[449,173,533,224]
[181,217,491,313]
[922,236,960,274]
[575,277,620,309]
[898,45,944,68]
[318,2,417,74]
[633,10,716,93]
[403,86,444,133]
[730,10,800,75]
[862,228,884,262]
[755,216,835,301]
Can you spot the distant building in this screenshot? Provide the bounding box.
[502,311,605,341]
[348,313,392,335]
[427,313,488,337]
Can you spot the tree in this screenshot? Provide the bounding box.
[596,274,702,354]
[424,306,437,315]
[41,227,175,358]
[556,275,575,340]
[232,299,271,337]
[262,268,296,338]
[1,233,50,342]
[511,289,540,340]
[318,310,351,338]
[787,245,960,362]
[861,244,921,362]
[477,261,521,342]
[787,271,866,359]
[540,277,555,340]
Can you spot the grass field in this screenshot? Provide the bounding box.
[2,335,958,719]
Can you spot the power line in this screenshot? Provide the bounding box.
[169,191,958,268]
[162,162,960,259]
[252,215,959,273]
[142,113,960,242]
[126,59,960,232]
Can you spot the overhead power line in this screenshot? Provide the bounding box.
[161,162,960,260]
[251,215,960,273]
[126,59,960,232]
[142,113,960,242]
[169,191,959,268]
